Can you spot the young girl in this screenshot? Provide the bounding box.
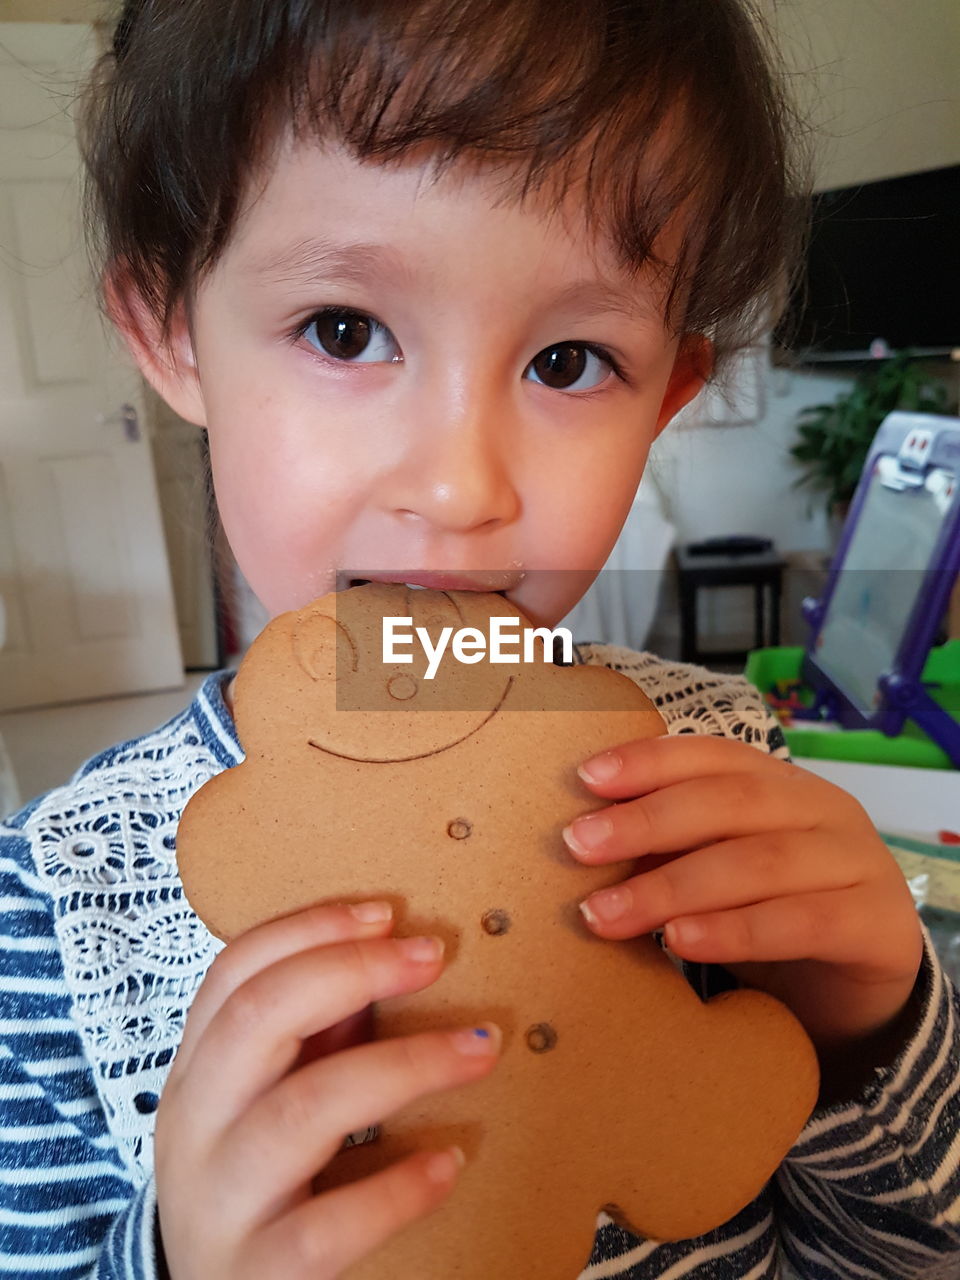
[1,1,957,1276]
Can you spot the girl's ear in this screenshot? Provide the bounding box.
[103,264,208,427]
[653,334,713,437]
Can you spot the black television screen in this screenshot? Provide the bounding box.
[773,164,960,363]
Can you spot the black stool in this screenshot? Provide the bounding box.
[675,545,785,665]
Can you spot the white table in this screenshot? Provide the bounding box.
[795,757,960,843]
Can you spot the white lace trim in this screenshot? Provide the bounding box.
[25,699,229,1181]
[21,652,784,1182]
[580,645,790,755]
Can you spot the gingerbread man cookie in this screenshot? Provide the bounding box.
[177,583,819,1275]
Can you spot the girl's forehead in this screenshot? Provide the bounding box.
[229,129,660,288]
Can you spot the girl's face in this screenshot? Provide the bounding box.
[126,135,708,629]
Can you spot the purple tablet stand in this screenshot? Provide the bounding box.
[797,411,960,768]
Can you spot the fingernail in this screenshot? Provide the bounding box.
[580,885,632,925]
[578,751,622,784]
[348,901,393,923]
[667,919,704,948]
[398,935,445,963]
[426,1145,466,1184]
[562,812,613,857]
[450,1022,502,1056]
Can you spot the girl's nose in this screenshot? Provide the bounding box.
[383,411,521,534]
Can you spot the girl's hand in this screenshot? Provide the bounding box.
[564,737,924,1065]
[155,903,500,1279]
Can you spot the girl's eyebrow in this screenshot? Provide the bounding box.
[242,236,655,322]
[244,237,416,290]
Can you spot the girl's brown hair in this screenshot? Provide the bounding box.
[79,0,812,376]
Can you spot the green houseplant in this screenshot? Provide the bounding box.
[789,351,950,517]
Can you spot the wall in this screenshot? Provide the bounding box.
[768,0,960,189]
[0,1,104,19]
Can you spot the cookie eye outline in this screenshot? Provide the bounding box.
[293,611,359,682]
[387,673,419,701]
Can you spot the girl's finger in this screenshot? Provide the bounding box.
[217,1024,502,1228]
[294,1004,374,1070]
[660,890,911,967]
[578,830,874,941]
[564,767,848,866]
[244,1146,465,1280]
[576,732,798,800]
[169,935,448,1137]
[174,901,396,1077]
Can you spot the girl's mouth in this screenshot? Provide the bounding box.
[340,574,510,597]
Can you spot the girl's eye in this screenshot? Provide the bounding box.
[295,307,624,391]
[300,307,400,363]
[526,343,621,393]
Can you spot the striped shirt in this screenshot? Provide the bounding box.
[0,647,958,1278]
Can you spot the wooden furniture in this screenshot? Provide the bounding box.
[675,546,785,666]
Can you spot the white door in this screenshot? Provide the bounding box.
[149,388,220,670]
[0,22,183,711]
